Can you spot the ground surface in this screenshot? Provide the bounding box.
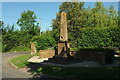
[2,52,33,78]
[2,52,66,80]
[2,52,120,80]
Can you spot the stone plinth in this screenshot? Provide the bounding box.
[39,50,55,58]
[58,41,70,57]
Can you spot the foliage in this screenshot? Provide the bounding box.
[17,10,40,36]
[77,27,120,48]
[0,20,4,29]
[2,10,40,52]
[10,54,33,68]
[2,26,32,52]
[2,24,17,52]
[31,30,56,50]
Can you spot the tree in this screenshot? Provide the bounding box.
[17,10,40,35]
[2,24,16,52]
[108,4,118,27]
[0,20,4,29]
[52,2,119,48]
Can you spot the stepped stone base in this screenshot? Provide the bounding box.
[39,50,55,58]
[58,41,70,57]
[27,56,48,63]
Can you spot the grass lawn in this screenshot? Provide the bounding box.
[10,52,39,68]
[10,54,33,68]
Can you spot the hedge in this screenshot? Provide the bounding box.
[76,26,120,48]
[31,35,56,50]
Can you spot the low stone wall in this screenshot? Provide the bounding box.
[39,49,114,64]
[39,50,55,58]
[73,49,114,64]
[74,50,106,64]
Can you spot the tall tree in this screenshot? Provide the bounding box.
[108,4,118,27]
[17,10,40,35]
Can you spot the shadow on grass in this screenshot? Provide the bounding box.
[26,48,120,80]
[26,62,120,80]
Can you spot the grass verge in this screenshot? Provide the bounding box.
[10,54,33,68]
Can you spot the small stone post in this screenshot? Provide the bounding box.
[31,42,37,54]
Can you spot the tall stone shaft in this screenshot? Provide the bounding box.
[58,12,70,57]
[60,12,68,41]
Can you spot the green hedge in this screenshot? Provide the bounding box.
[2,31,32,52]
[31,35,56,50]
[76,26,120,48]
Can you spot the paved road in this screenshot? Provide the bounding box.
[2,52,33,78]
[2,52,67,80]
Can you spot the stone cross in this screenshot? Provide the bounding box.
[31,42,36,54]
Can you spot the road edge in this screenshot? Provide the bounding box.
[9,58,18,69]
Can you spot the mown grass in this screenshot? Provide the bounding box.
[10,54,33,68]
[10,52,39,68]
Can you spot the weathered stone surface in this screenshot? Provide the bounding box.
[31,42,36,54]
[27,56,48,63]
[58,12,70,57]
[60,12,68,41]
[58,41,70,57]
[39,50,55,58]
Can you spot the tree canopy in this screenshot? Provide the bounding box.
[17,10,40,36]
